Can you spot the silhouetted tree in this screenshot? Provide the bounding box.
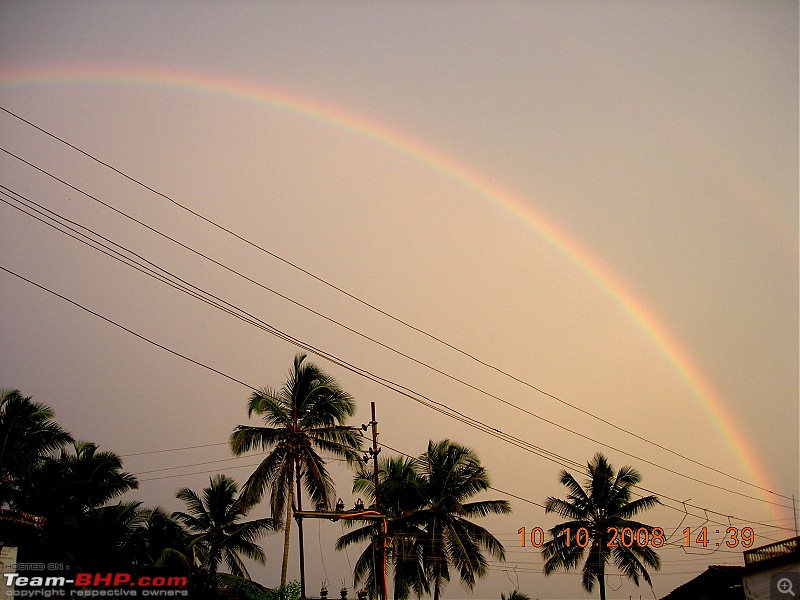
[230,354,362,587]
[337,456,429,600]
[173,474,273,595]
[541,453,661,600]
[0,388,72,506]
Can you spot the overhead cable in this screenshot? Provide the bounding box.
[0,104,789,502]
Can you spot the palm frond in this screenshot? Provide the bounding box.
[445,528,486,590]
[299,445,335,510]
[247,387,289,426]
[229,424,285,455]
[461,499,511,518]
[615,495,661,519]
[544,497,588,520]
[541,529,586,573]
[238,445,290,511]
[335,524,375,550]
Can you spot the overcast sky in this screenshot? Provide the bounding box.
[0,2,797,598]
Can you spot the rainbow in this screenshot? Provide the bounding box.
[0,65,784,514]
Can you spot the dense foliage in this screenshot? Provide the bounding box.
[336,441,511,600]
[0,388,272,598]
[6,369,659,600]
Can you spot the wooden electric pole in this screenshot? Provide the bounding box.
[370,402,381,512]
[369,402,389,600]
[292,403,387,600]
[368,402,387,600]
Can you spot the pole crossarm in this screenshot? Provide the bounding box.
[293,508,388,600]
[293,509,386,522]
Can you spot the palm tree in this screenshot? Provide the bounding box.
[59,441,138,506]
[541,452,662,600]
[17,441,138,523]
[64,500,147,570]
[173,474,274,595]
[138,507,193,570]
[413,440,511,600]
[0,388,72,505]
[229,353,363,589]
[336,456,429,600]
[11,439,138,567]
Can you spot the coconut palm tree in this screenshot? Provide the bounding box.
[17,441,138,522]
[541,452,662,600]
[10,439,139,567]
[138,506,193,570]
[58,441,137,506]
[336,455,429,600]
[229,353,363,589]
[0,388,72,505]
[413,440,511,600]
[173,474,274,595]
[64,500,147,570]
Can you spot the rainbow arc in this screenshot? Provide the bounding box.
[0,65,782,517]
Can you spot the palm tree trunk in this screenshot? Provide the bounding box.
[296,456,307,600]
[208,547,220,596]
[433,547,442,600]
[597,546,606,600]
[281,473,294,589]
[432,524,442,600]
[597,537,605,600]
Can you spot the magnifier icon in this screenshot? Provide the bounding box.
[778,578,796,597]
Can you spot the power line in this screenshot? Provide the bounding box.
[375,439,548,509]
[0,171,791,513]
[1,182,795,522]
[0,185,618,481]
[0,104,790,503]
[0,153,639,484]
[1,184,795,527]
[135,455,259,476]
[0,211,578,481]
[0,262,257,391]
[129,435,786,545]
[0,206,793,550]
[0,261,793,541]
[122,442,229,457]
[139,461,263,482]
[117,438,798,537]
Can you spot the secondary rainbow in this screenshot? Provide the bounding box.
[0,65,783,515]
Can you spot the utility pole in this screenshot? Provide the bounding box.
[793,495,798,537]
[292,404,386,600]
[370,402,381,513]
[368,402,387,600]
[293,508,388,600]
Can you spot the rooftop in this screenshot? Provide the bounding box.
[743,536,800,569]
